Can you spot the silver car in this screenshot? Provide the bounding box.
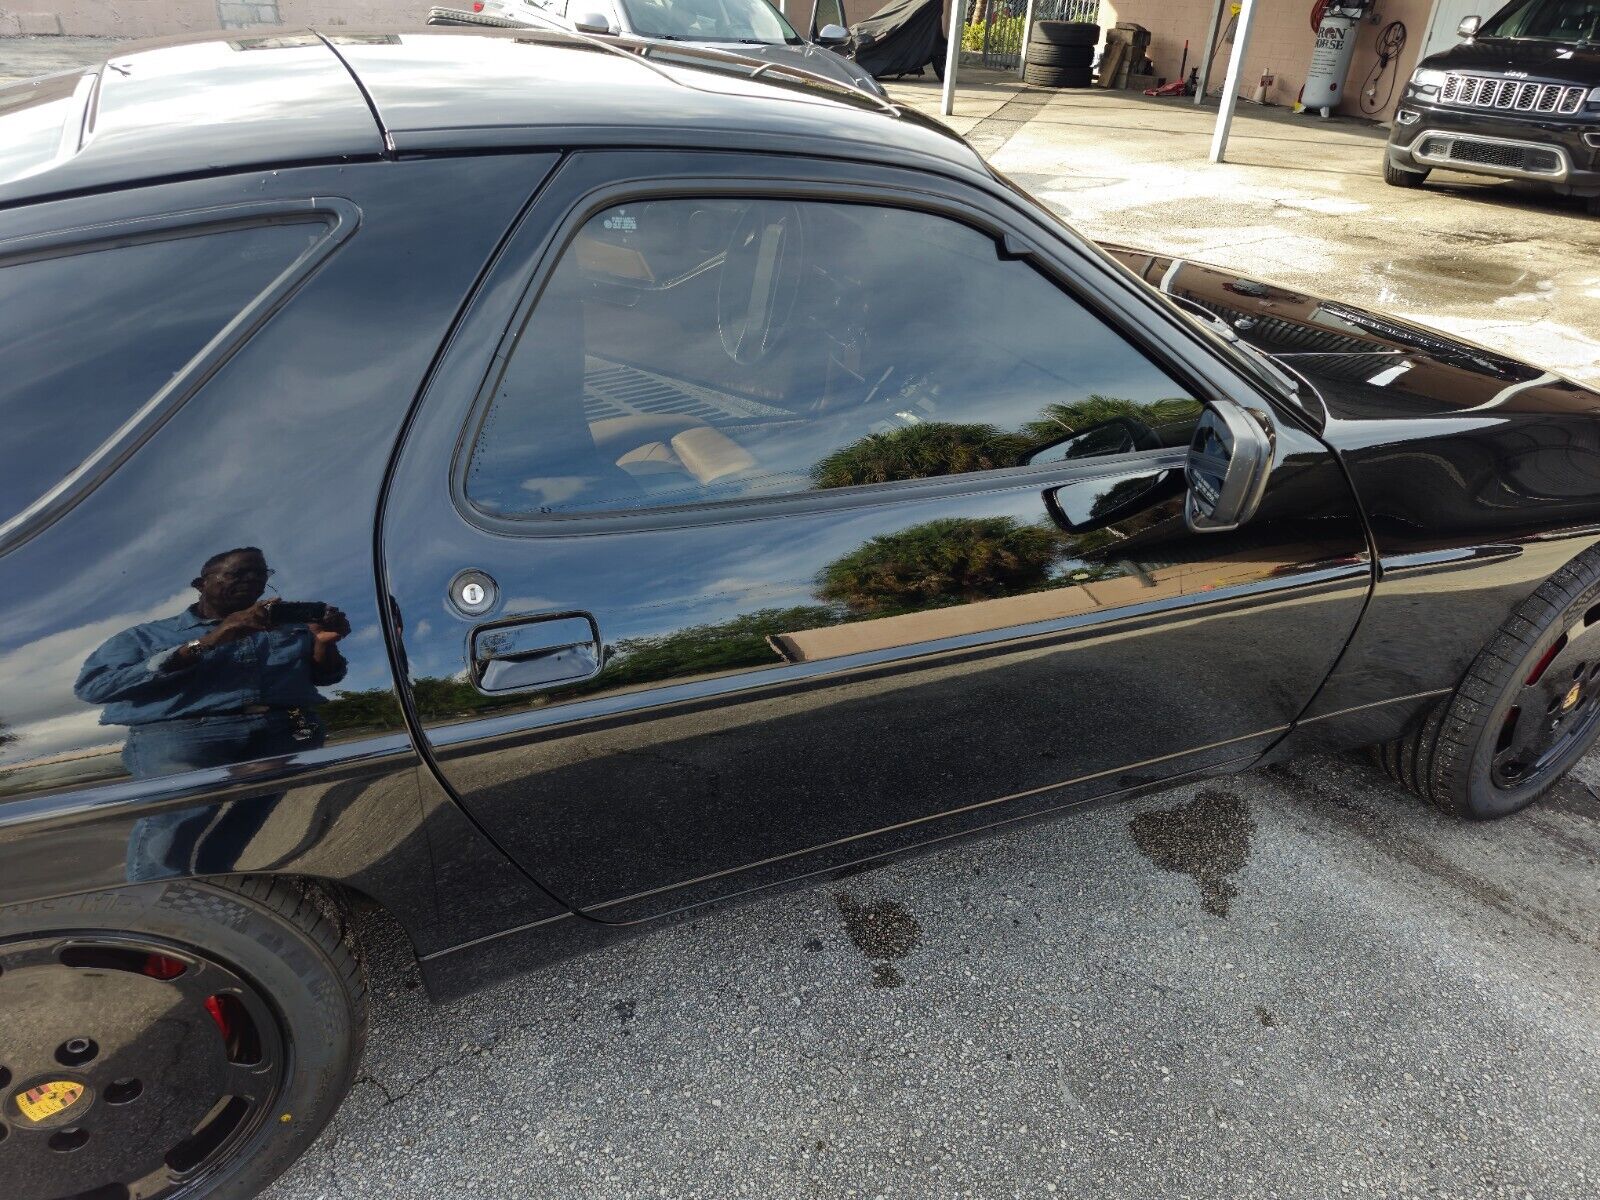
[468,0,886,94]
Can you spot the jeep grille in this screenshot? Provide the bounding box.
[1439,74,1586,115]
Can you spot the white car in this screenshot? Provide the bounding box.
[466,0,888,94]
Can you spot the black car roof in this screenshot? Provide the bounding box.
[0,28,985,208]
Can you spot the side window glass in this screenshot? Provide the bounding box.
[0,219,329,526]
[465,198,1200,517]
[811,0,844,33]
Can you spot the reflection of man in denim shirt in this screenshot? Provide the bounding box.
[75,547,349,779]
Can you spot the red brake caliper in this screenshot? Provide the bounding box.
[143,953,231,1038]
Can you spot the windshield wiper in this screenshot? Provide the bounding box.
[1164,294,1304,403]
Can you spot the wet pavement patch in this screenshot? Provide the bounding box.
[835,893,922,989]
[1128,789,1257,916]
[1368,254,1553,304]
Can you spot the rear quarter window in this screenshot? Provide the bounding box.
[0,214,339,536]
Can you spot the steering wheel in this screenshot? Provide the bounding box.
[716,201,805,366]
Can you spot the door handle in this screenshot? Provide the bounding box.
[471,614,601,693]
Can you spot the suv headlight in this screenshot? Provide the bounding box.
[1588,86,1600,111]
[1410,68,1447,96]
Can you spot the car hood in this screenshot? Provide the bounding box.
[700,39,882,91]
[1101,245,1600,426]
[1419,37,1600,86]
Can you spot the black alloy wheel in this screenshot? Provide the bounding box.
[1377,545,1600,817]
[1486,613,1600,790]
[1,936,282,1200]
[0,877,365,1200]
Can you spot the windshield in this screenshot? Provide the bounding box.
[619,0,800,43]
[1478,0,1599,42]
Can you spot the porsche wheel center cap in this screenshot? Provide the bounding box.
[1563,682,1583,712]
[12,1077,93,1128]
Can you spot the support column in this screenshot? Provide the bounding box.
[1208,0,1258,163]
[941,0,966,116]
[1194,0,1226,105]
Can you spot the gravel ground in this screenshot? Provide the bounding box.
[268,754,1600,1200]
[4,35,1599,1200]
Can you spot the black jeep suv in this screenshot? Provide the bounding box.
[1385,0,1600,212]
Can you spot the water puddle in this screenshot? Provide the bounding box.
[1128,789,1257,917]
[835,893,922,989]
[1368,254,1555,306]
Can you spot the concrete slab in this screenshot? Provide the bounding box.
[885,72,1600,387]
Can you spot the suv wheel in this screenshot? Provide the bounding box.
[1383,157,1429,188]
[0,876,365,1200]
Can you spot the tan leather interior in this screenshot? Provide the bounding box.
[615,441,681,475]
[671,426,758,484]
[590,414,703,457]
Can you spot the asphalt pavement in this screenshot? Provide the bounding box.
[3,35,1599,1200]
[272,755,1600,1200]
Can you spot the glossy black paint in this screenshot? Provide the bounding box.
[1107,247,1600,752]
[0,154,574,956]
[381,150,1371,924]
[0,33,382,209]
[2,31,1599,1001]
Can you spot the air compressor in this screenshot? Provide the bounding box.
[1296,0,1371,117]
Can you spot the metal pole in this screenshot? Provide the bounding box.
[1017,0,1037,78]
[1194,0,1225,105]
[941,0,965,116]
[1208,0,1257,162]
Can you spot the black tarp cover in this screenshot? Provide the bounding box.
[850,0,946,79]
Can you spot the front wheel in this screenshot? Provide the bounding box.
[1377,546,1600,818]
[1383,157,1429,188]
[0,876,365,1200]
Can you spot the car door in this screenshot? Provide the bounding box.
[379,151,1371,923]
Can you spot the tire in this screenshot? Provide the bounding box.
[1025,43,1093,68]
[0,876,366,1200]
[1584,194,1600,217]
[1376,546,1600,818]
[1383,156,1429,188]
[1024,64,1093,88]
[1030,19,1099,46]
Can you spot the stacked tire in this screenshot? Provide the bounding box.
[1024,20,1097,88]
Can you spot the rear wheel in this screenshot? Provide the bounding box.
[1377,547,1600,818]
[0,877,365,1200]
[1383,157,1429,188]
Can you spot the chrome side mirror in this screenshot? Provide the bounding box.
[1185,401,1274,533]
[1456,14,1481,37]
[816,23,849,46]
[574,11,614,33]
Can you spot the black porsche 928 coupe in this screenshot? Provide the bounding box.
[3,28,1599,1200]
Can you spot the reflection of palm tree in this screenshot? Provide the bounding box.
[601,606,841,687]
[813,423,1033,488]
[1089,473,1165,522]
[320,606,848,725]
[819,517,1063,614]
[0,717,14,753]
[1025,395,1199,444]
